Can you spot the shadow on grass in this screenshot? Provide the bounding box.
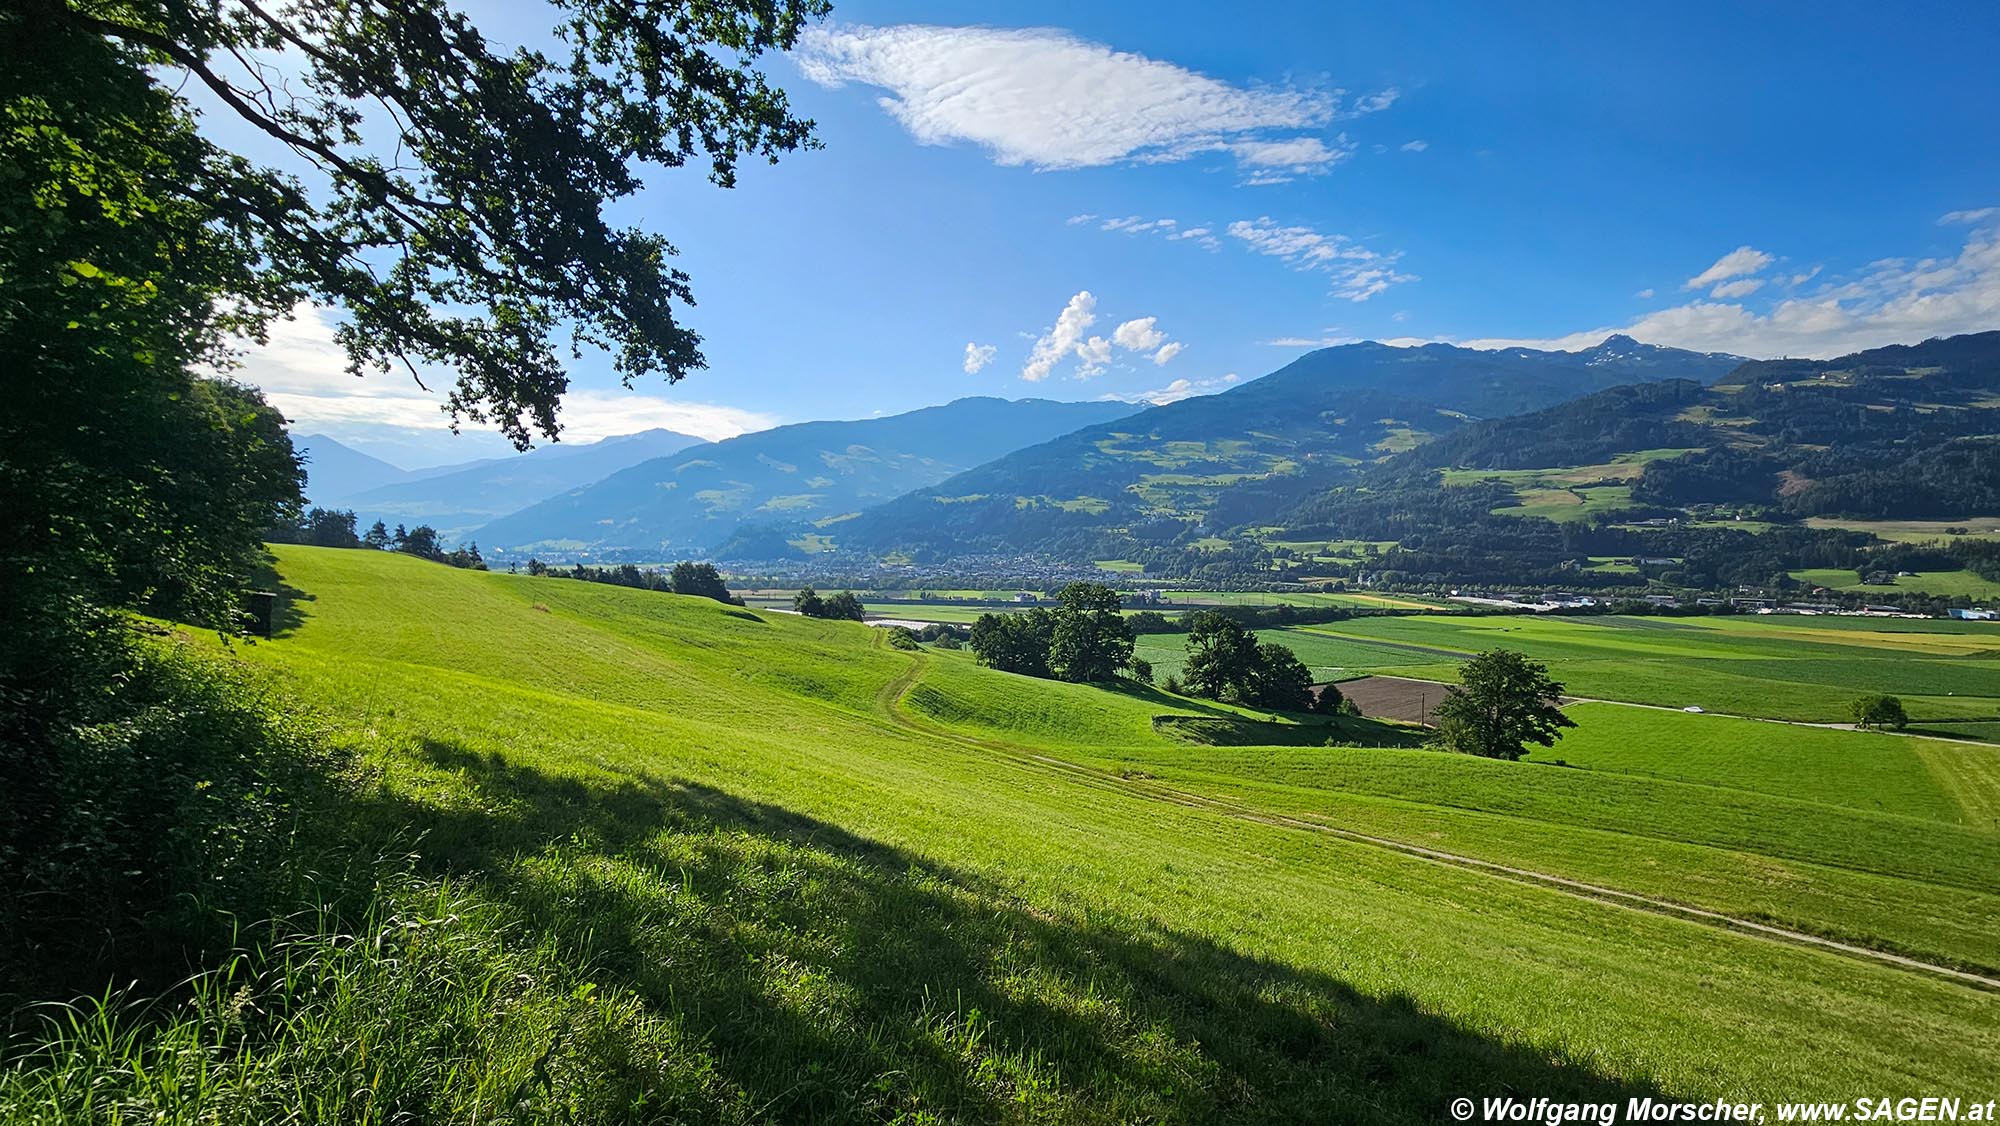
[334,737,1666,1123]
[250,552,314,638]
[1152,713,1428,748]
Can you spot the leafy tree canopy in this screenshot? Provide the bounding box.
[19,0,828,447]
[1431,649,1577,761]
[1850,694,1909,731]
[1046,581,1135,683]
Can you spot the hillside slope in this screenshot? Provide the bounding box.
[476,397,1138,556]
[1297,331,2000,525]
[1257,332,2000,594]
[828,337,1742,563]
[112,544,1996,1118]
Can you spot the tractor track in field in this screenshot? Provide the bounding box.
[876,651,2000,993]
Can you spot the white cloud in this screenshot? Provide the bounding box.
[1709,278,1765,299]
[1065,213,1097,225]
[1399,139,1428,152]
[1941,207,1997,225]
[1685,246,1773,290]
[1022,291,1099,381]
[1635,288,1655,299]
[1102,372,1240,405]
[1102,215,1177,233]
[1264,334,1356,348]
[1227,217,1414,301]
[1085,213,1220,250]
[1022,296,1184,381]
[1076,335,1114,377]
[1346,89,1399,116]
[236,304,775,444]
[1228,135,1352,180]
[963,342,997,374]
[1112,316,1167,352]
[797,23,1367,176]
[1424,216,2000,359]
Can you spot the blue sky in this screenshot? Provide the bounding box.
[233,0,2000,465]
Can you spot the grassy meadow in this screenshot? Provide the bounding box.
[1139,611,2000,725]
[8,546,1998,1119]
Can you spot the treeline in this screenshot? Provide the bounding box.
[524,559,738,604]
[1127,603,1353,634]
[269,508,486,570]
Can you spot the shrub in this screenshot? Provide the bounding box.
[1,638,340,997]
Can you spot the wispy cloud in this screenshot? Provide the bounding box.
[1940,207,1997,225]
[1709,278,1765,299]
[1685,246,1773,290]
[1090,214,1221,250]
[963,342,997,374]
[1101,372,1240,405]
[1264,334,1356,348]
[1227,217,1414,301]
[238,304,775,444]
[797,23,1386,177]
[1424,214,2000,359]
[1399,139,1428,152]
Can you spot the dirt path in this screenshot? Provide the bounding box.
[879,652,1999,993]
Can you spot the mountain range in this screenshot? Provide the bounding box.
[826,336,1745,562]
[474,397,1140,557]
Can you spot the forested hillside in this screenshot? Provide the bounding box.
[826,337,1742,563]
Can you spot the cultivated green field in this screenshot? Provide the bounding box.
[1157,589,1450,611]
[33,547,1995,1117]
[1792,567,2000,600]
[1137,612,2000,724]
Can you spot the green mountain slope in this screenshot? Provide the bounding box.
[476,397,1138,556]
[1352,330,2000,521]
[1266,332,2000,594]
[72,544,1992,1116]
[337,427,707,540]
[828,337,1742,562]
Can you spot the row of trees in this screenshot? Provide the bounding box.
[524,560,737,604]
[269,508,485,569]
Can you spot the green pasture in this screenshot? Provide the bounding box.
[31,546,1996,1116]
[1793,567,2000,600]
[1169,612,2000,724]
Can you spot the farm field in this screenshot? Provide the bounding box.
[1803,516,2000,543]
[1156,589,1451,611]
[42,544,1990,1118]
[1136,612,2000,725]
[1791,566,2000,600]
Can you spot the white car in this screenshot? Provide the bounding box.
[1683,705,1705,713]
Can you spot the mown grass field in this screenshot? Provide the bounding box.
[1137,612,2000,724]
[17,546,1996,1119]
[1792,566,2000,600]
[1157,589,1450,611]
